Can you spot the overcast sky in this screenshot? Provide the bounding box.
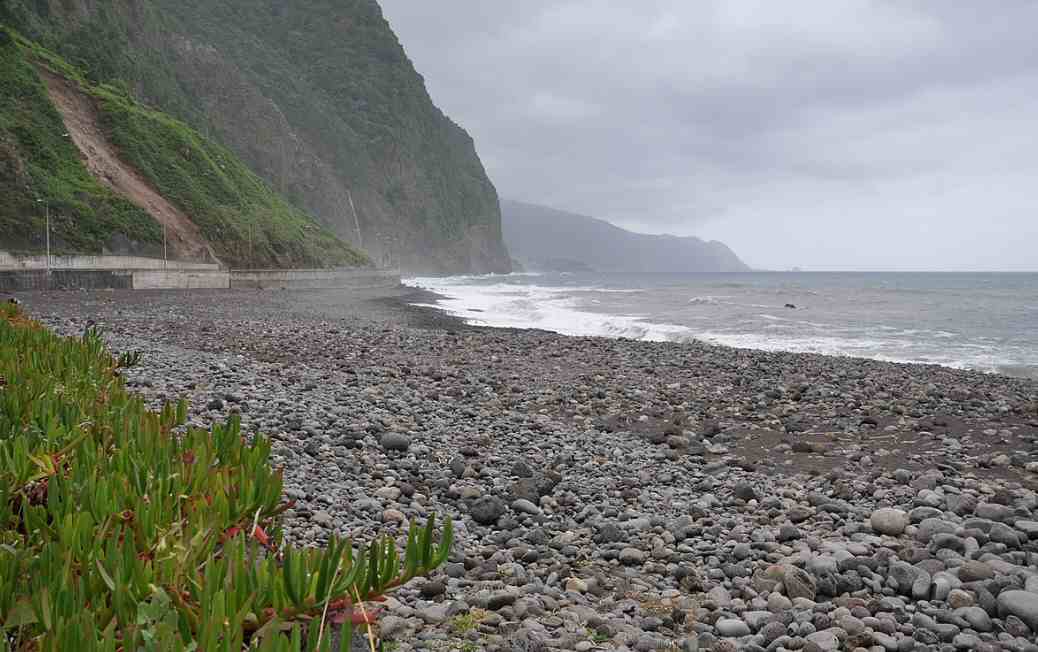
[379,1,1038,271]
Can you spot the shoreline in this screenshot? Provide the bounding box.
[400,283,1038,382]
[11,287,1038,651]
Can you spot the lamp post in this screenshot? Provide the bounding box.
[35,198,50,290]
[36,198,50,270]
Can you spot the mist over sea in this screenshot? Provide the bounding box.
[406,272,1038,379]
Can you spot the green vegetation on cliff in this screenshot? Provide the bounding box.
[0,28,161,255]
[0,27,368,268]
[1,0,511,273]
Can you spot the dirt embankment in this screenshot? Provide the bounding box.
[38,67,219,263]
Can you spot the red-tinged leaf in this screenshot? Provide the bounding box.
[330,605,383,626]
[327,598,353,611]
[252,524,272,548]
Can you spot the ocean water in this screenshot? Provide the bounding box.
[405,272,1038,379]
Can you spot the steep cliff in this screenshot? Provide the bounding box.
[503,200,750,273]
[1,0,511,274]
[0,28,367,268]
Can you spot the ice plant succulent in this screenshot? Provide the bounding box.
[0,302,451,650]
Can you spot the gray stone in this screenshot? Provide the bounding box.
[998,591,1038,631]
[1003,614,1032,638]
[594,521,626,544]
[619,547,647,565]
[511,498,542,516]
[378,615,409,639]
[958,560,993,582]
[733,483,758,502]
[1016,520,1038,539]
[805,629,840,651]
[379,432,411,452]
[871,508,910,536]
[715,618,751,637]
[469,496,506,525]
[916,518,958,543]
[954,606,992,632]
[311,510,334,527]
[888,560,920,596]
[760,621,787,644]
[947,589,974,609]
[788,505,814,523]
[767,592,792,612]
[486,591,518,610]
[741,610,773,632]
[732,542,752,560]
[990,522,1022,547]
[871,631,900,651]
[782,564,818,601]
[974,503,1014,522]
[417,604,449,624]
[912,568,932,600]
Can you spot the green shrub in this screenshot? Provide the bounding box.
[0,303,450,650]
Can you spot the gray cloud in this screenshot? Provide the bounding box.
[379,1,1038,270]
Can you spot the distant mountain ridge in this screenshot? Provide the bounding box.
[501,200,749,273]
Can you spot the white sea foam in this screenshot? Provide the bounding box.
[406,276,692,342]
[404,275,1037,377]
[690,330,1026,374]
[687,295,733,305]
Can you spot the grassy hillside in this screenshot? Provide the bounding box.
[0,0,510,273]
[0,27,369,268]
[0,28,161,255]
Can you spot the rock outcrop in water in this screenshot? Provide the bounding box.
[503,199,749,273]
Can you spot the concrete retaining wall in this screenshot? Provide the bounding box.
[1,264,397,292]
[0,251,219,271]
[230,269,399,290]
[0,270,133,291]
[132,270,230,290]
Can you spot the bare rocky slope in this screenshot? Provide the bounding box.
[1,0,511,274]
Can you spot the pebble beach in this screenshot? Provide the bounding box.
[15,287,1038,652]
